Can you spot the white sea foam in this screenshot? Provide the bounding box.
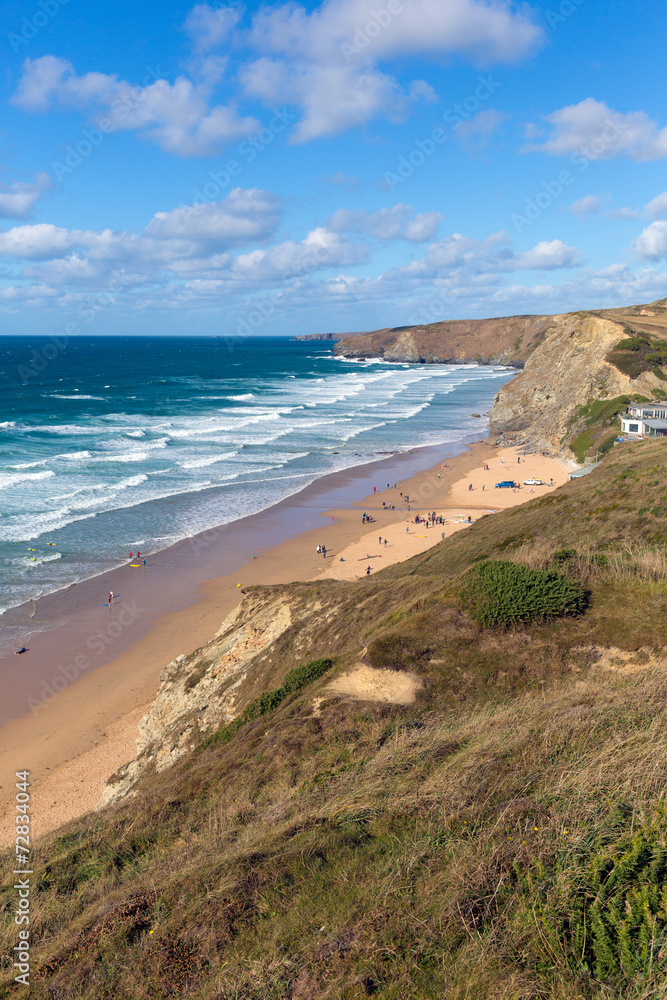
[0,469,55,490]
[179,451,238,469]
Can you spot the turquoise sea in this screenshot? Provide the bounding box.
[0,335,515,614]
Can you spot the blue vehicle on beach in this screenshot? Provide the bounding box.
[495,480,517,488]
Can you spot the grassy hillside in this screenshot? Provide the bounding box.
[3,440,667,999]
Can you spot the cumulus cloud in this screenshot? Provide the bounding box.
[526,98,667,161]
[241,0,541,141]
[145,188,281,244]
[12,56,260,156]
[0,173,50,220]
[0,189,281,268]
[11,1,543,155]
[327,204,443,241]
[511,239,582,269]
[634,221,667,259]
[0,223,92,260]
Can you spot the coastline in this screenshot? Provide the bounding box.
[0,436,571,847]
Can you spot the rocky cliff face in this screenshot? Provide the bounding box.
[98,589,325,807]
[333,315,555,365]
[489,312,664,453]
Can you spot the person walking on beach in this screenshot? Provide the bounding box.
[322,545,326,558]
[384,538,387,547]
[373,486,376,493]
[379,536,382,545]
[366,565,371,575]
[316,544,321,554]
[129,552,133,559]
[109,591,113,604]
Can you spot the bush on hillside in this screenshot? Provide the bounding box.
[459,559,586,628]
[202,657,334,748]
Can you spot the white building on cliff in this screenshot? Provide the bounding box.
[620,403,667,438]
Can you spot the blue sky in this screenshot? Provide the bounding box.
[0,0,666,337]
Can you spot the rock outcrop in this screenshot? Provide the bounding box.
[489,312,663,453]
[98,590,324,807]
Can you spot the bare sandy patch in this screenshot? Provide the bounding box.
[325,664,423,704]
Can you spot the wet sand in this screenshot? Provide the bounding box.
[0,439,571,846]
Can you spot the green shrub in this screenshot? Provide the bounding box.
[459,559,586,628]
[615,336,650,352]
[535,810,667,986]
[202,657,334,748]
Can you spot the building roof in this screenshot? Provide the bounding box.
[643,419,667,430]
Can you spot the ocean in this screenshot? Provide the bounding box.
[0,335,515,614]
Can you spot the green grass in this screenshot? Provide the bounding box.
[4,440,667,998]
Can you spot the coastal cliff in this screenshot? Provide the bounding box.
[489,310,666,454]
[332,314,554,366]
[99,589,329,806]
[331,300,667,459]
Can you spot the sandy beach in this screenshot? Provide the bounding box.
[0,440,570,847]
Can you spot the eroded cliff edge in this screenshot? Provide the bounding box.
[489,311,665,454]
[332,300,667,458]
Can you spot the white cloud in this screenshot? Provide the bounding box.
[634,221,667,260]
[645,192,667,219]
[12,56,260,157]
[10,2,542,154]
[240,59,409,142]
[0,189,282,270]
[327,204,443,241]
[145,189,282,245]
[248,0,542,67]
[527,98,667,161]
[568,195,604,218]
[0,283,58,301]
[0,173,51,220]
[0,223,90,260]
[511,239,582,270]
[454,108,506,152]
[241,0,541,141]
[184,3,241,52]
